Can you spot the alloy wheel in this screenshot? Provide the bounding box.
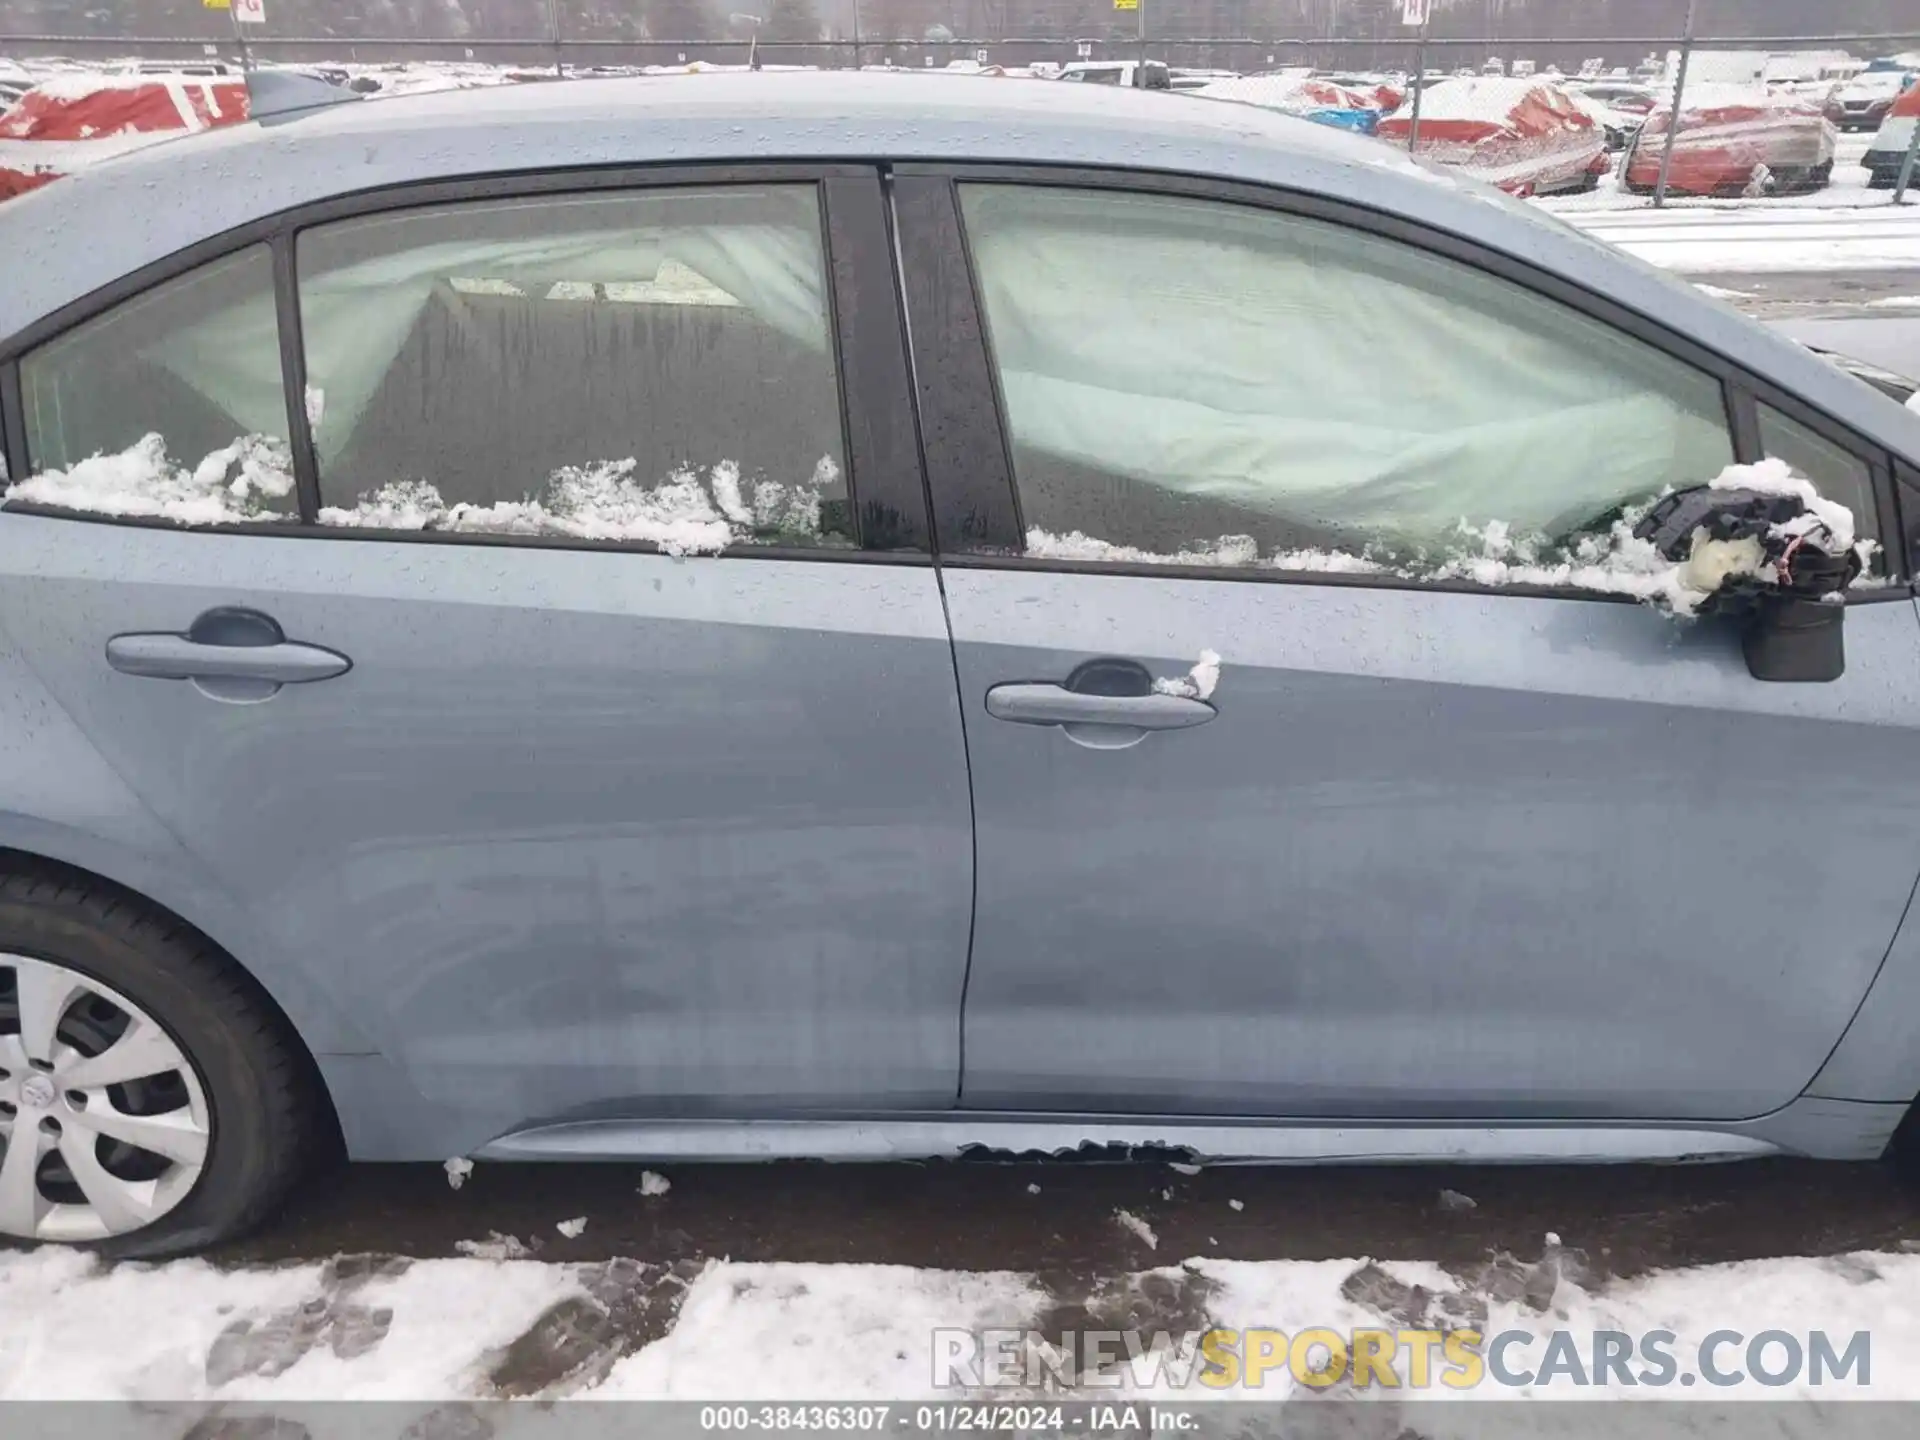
[0,954,210,1242]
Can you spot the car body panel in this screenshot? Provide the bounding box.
[941,568,1920,1122]
[0,588,371,1056]
[468,1096,1909,1163]
[0,517,975,1149]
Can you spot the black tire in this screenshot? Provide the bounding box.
[0,864,319,1257]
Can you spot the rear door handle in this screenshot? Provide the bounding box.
[984,683,1215,731]
[106,635,351,684]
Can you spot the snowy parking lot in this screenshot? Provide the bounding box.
[6,1158,1920,1408]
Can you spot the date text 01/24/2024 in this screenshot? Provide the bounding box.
[698,1406,1199,1431]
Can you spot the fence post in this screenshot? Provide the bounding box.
[227,2,252,71]
[1407,7,1429,153]
[1137,0,1145,70]
[1652,0,1699,209]
[544,0,563,77]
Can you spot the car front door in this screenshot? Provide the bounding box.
[0,170,972,1151]
[895,172,1920,1125]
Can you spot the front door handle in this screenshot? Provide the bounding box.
[106,635,351,684]
[984,683,1215,731]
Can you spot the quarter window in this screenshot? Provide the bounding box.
[1756,402,1882,566]
[11,245,296,523]
[295,185,852,552]
[957,185,1738,574]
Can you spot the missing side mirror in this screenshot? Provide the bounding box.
[1633,483,1860,684]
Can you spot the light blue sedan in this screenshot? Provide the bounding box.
[2,70,1920,1256]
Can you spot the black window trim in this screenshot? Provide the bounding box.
[0,161,934,563]
[895,160,1911,604]
[0,364,23,493]
[890,174,1023,555]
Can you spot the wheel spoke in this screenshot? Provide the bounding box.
[0,1031,25,1077]
[9,959,82,1066]
[70,1102,209,1166]
[0,1124,46,1238]
[59,1018,185,1091]
[57,1130,153,1234]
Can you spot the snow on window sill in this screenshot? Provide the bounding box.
[4,432,297,526]
[317,456,843,557]
[1022,460,1873,617]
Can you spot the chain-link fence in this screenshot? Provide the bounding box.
[3,1,1918,210]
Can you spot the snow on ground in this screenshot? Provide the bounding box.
[1,1243,1917,1406]
[1562,205,1920,275]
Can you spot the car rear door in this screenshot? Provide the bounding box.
[0,168,972,1154]
[894,170,1920,1126]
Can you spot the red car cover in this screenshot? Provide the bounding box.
[1623,83,1837,196]
[1377,79,1605,197]
[0,75,249,203]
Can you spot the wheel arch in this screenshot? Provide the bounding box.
[0,839,352,1160]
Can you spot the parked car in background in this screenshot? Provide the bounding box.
[1865,78,1920,187]
[1813,348,1918,407]
[1193,75,1384,135]
[0,72,249,203]
[1057,60,1171,90]
[1624,83,1836,196]
[1319,73,1405,112]
[0,58,32,109]
[2,69,1920,1261]
[1570,81,1658,116]
[1564,88,1643,151]
[1377,77,1608,196]
[1826,68,1915,132]
[1169,68,1239,93]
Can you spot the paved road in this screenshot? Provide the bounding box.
[1566,206,1920,275]
[216,1156,1920,1281]
[1691,268,1920,378]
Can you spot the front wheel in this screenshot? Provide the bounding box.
[0,869,319,1257]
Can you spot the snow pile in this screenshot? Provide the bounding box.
[1025,529,1385,573]
[319,455,840,556]
[638,1171,671,1198]
[1029,460,1864,618]
[1113,1210,1160,1251]
[442,1158,472,1192]
[1153,650,1222,701]
[453,1233,532,1261]
[2,1246,1918,1400]
[1718,454,1855,551]
[6,432,295,524]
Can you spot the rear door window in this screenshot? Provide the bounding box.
[295,184,852,552]
[11,245,296,523]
